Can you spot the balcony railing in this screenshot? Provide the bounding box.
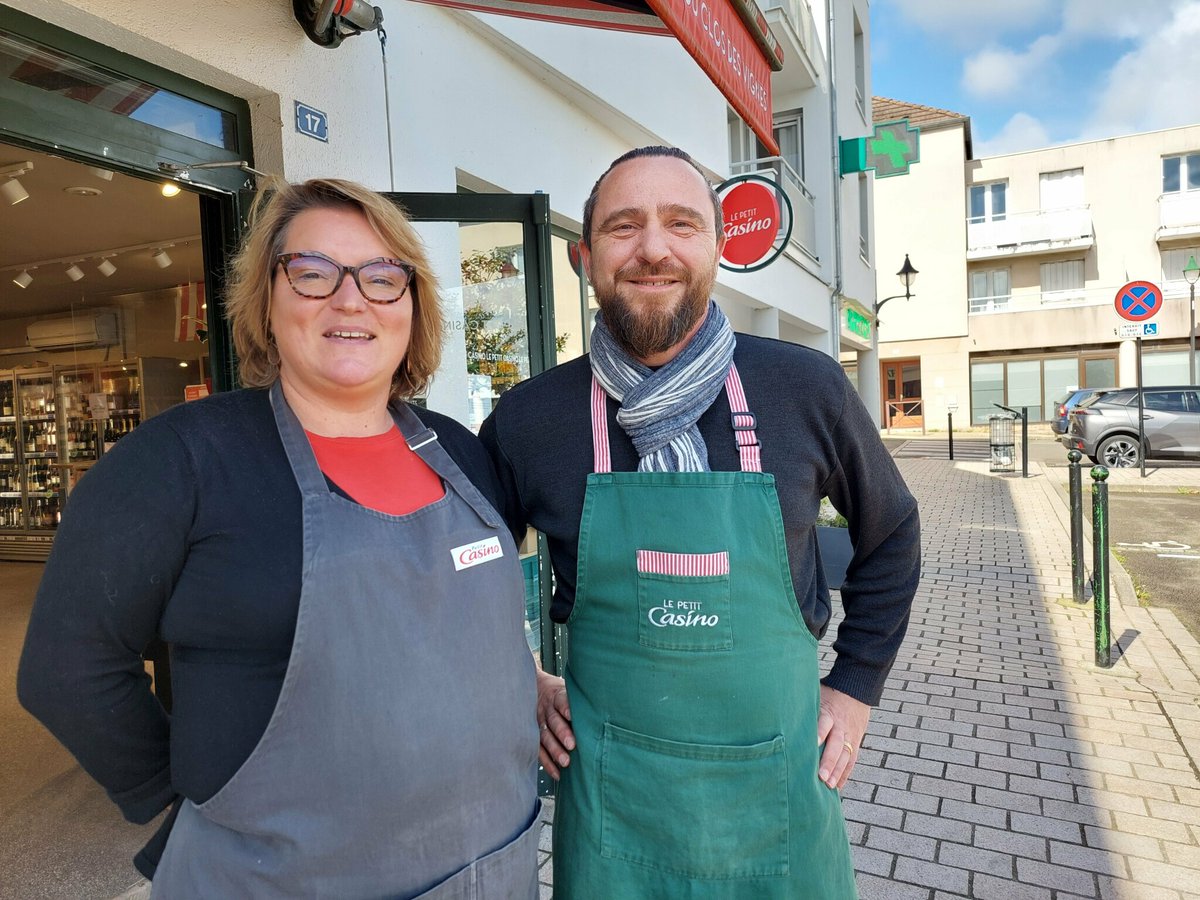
[1157,191,1200,240]
[730,156,818,260]
[966,206,1094,260]
[968,285,1118,315]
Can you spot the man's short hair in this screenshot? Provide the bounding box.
[580,146,723,247]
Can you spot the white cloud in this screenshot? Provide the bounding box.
[975,113,1052,157]
[1062,0,1182,39]
[891,0,1056,42]
[1078,2,1200,139]
[961,35,1060,100]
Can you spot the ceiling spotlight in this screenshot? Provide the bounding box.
[90,167,114,181]
[153,248,173,268]
[1,178,29,205]
[161,182,181,198]
[0,160,33,205]
[97,258,117,277]
[13,269,33,289]
[65,263,85,281]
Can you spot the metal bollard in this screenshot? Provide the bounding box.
[1068,450,1085,604]
[947,412,954,460]
[1091,465,1112,668]
[1020,406,1029,479]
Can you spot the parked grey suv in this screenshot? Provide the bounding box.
[1064,386,1200,467]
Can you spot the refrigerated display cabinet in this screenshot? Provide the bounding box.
[0,358,202,561]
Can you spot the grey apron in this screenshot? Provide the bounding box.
[152,383,540,899]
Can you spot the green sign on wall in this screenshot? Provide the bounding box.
[845,307,871,340]
[840,118,921,178]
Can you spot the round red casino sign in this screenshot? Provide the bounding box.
[717,174,792,272]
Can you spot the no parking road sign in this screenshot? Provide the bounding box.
[1114,281,1163,321]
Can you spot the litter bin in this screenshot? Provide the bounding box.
[989,414,1016,473]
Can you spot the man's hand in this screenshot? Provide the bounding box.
[816,685,871,790]
[536,668,575,779]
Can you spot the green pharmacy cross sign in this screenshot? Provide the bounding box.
[841,119,921,178]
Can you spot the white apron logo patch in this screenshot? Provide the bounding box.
[451,536,504,571]
[648,600,720,628]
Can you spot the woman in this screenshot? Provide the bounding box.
[17,179,541,897]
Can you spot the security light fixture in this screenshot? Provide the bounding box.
[161,182,182,198]
[294,0,384,48]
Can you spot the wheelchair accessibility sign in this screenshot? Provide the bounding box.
[1117,322,1158,338]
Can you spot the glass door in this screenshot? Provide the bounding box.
[393,190,559,792]
[15,369,60,541]
[392,193,555,427]
[55,366,101,499]
[0,371,21,535]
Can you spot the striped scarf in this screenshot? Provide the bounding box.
[590,300,736,472]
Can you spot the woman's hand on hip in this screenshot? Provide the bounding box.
[535,668,574,779]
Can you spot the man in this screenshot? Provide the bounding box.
[480,146,920,898]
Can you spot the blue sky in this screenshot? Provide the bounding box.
[871,0,1200,157]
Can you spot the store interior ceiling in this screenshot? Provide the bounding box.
[0,144,203,322]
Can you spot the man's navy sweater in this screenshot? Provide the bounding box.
[480,335,921,706]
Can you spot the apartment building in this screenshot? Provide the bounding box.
[869,97,1200,427]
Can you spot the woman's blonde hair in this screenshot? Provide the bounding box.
[225,178,442,399]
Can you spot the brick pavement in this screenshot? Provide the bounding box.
[537,458,1200,899]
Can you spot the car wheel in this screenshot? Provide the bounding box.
[1086,455,1100,465]
[1098,435,1140,468]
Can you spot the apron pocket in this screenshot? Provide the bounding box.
[599,722,789,879]
[636,551,732,652]
[415,799,541,900]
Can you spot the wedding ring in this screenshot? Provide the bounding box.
[842,740,856,756]
[539,723,549,731]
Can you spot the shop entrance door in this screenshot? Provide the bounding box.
[392,191,562,694]
[883,358,923,429]
[392,192,556,428]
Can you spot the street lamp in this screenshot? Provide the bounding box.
[875,254,918,325]
[1184,255,1199,384]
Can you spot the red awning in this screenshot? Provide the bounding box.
[407,0,783,154]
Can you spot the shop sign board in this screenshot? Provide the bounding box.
[717,174,791,272]
[406,0,782,154]
[645,0,778,154]
[845,307,871,340]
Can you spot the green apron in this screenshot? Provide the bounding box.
[552,365,857,899]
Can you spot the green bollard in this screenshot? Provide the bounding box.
[1068,450,1085,604]
[1091,465,1111,668]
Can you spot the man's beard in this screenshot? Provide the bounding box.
[596,261,715,360]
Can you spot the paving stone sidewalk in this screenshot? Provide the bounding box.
[537,458,1200,899]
